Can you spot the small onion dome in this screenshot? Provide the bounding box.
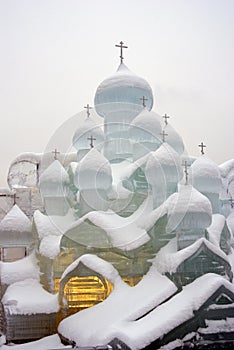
[39,160,69,196]
[75,149,112,190]
[72,118,104,151]
[164,123,184,155]
[167,185,212,230]
[129,108,162,142]
[0,205,33,246]
[0,205,31,233]
[191,156,222,194]
[145,143,183,186]
[94,63,153,118]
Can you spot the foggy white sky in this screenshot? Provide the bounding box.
[0,0,233,187]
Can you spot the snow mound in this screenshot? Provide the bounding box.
[0,205,31,233]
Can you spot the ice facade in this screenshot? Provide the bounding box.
[0,46,234,349]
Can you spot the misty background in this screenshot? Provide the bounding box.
[0,0,233,187]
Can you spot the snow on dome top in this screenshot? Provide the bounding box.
[39,160,69,197]
[164,123,184,155]
[145,143,183,185]
[0,205,31,233]
[191,155,222,194]
[129,108,162,142]
[39,160,69,185]
[94,63,153,118]
[167,184,212,231]
[75,149,112,190]
[72,117,104,150]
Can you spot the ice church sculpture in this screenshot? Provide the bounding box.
[0,42,234,349]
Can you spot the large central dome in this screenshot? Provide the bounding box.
[94,63,154,118]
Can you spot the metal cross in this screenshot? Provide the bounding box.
[140,96,148,108]
[84,104,92,118]
[160,130,168,143]
[52,148,60,160]
[87,135,96,148]
[163,113,170,125]
[183,161,189,185]
[228,196,234,209]
[198,142,206,155]
[115,41,128,64]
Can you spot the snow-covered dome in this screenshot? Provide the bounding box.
[39,160,69,197]
[145,143,183,186]
[94,63,153,119]
[0,205,31,233]
[0,205,33,246]
[129,108,162,142]
[164,123,184,155]
[191,156,222,194]
[72,117,104,151]
[75,149,112,190]
[167,185,212,231]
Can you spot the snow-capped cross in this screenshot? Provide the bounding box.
[87,135,96,148]
[183,161,189,185]
[115,41,128,64]
[198,142,206,155]
[163,113,170,125]
[160,130,168,143]
[52,148,60,160]
[84,104,92,118]
[140,96,148,107]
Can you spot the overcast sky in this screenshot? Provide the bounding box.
[0,0,233,187]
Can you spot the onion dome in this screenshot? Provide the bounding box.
[94,63,153,118]
[75,149,112,190]
[164,123,184,155]
[145,143,183,186]
[72,117,104,151]
[191,156,222,194]
[39,160,69,197]
[0,205,32,246]
[167,185,212,231]
[129,108,162,143]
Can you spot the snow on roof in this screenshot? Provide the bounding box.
[207,214,226,247]
[1,334,71,350]
[96,62,152,92]
[191,155,222,193]
[129,108,162,139]
[0,205,31,233]
[164,123,185,156]
[58,259,176,347]
[113,273,234,350]
[219,159,234,178]
[66,209,150,251]
[0,188,13,195]
[2,279,59,315]
[34,209,75,259]
[145,143,183,185]
[39,160,69,185]
[61,254,124,286]
[75,149,112,190]
[166,185,212,231]
[0,253,39,285]
[154,237,229,274]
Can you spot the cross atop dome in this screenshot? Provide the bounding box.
[198,142,206,155]
[52,148,60,160]
[84,104,92,118]
[140,96,148,108]
[160,130,168,143]
[87,135,96,149]
[183,160,189,185]
[163,113,170,125]
[115,41,128,64]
